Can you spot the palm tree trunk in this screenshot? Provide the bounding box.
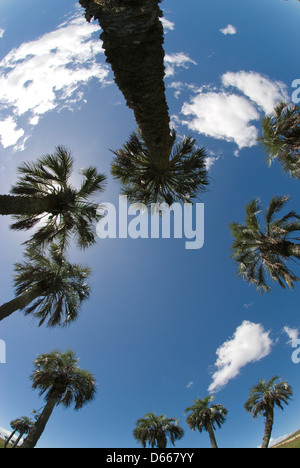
[20,394,59,449]
[0,287,43,322]
[80,0,173,169]
[4,429,17,448]
[11,431,25,449]
[0,195,54,216]
[207,423,218,449]
[261,407,274,449]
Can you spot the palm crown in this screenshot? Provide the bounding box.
[30,350,97,410]
[244,376,293,417]
[185,396,228,433]
[111,129,209,207]
[133,412,184,448]
[230,195,300,292]
[10,146,107,249]
[14,244,91,327]
[258,101,300,178]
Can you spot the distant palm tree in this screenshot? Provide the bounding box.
[257,101,300,178]
[133,412,184,448]
[4,418,25,448]
[0,244,91,326]
[185,396,228,449]
[245,376,293,449]
[11,417,33,449]
[111,129,209,206]
[20,350,97,449]
[0,146,106,249]
[80,1,209,207]
[230,195,300,292]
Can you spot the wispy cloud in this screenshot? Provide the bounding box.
[164,53,197,78]
[208,321,273,393]
[0,9,111,151]
[186,381,194,389]
[0,28,5,38]
[283,326,299,345]
[160,17,175,32]
[220,24,237,36]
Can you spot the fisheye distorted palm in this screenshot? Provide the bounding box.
[133,412,184,448]
[111,129,209,207]
[0,244,91,327]
[230,195,300,292]
[0,146,106,249]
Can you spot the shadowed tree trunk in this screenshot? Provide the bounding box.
[261,407,274,449]
[0,195,54,216]
[0,287,43,322]
[79,0,173,170]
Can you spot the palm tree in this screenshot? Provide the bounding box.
[185,396,228,449]
[0,146,107,249]
[11,417,33,448]
[230,195,300,292]
[4,418,25,448]
[257,101,300,178]
[245,376,293,449]
[20,350,97,449]
[80,1,209,207]
[111,129,209,206]
[0,244,91,326]
[133,412,184,448]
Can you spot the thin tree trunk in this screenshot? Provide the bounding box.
[261,407,274,449]
[11,431,25,449]
[0,195,54,216]
[207,423,218,449]
[4,429,17,448]
[80,0,173,169]
[20,395,59,449]
[0,287,43,322]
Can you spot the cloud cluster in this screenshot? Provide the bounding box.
[0,10,111,150]
[220,24,237,36]
[208,321,273,393]
[283,326,299,344]
[180,71,288,150]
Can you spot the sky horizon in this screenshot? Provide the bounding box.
[0,0,300,448]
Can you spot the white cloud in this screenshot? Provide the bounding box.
[283,326,299,345]
[220,24,237,36]
[208,321,273,393]
[222,71,288,114]
[179,71,288,150]
[165,53,197,78]
[186,381,194,389]
[182,91,260,149]
[160,17,175,32]
[0,9,111,150]
[0,28,5,38]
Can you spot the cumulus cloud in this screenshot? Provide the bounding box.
[220,24,237,36]
[165,53,197,78]
[222,71,288,114]
[0,9,111,150]
[180,71,288,150]
[182,91,260,149]
[283,326,299,345]
[208,321,273,393]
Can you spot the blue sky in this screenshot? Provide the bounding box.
[0,0,300,448]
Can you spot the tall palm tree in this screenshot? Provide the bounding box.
[0,146,107,249]
[257,101,300,178]
[80,1,209,206]
[0,244,91,326]
[133,412,184,448]
[185,396,228,449]
[11,417,33,449]
[111,129,209,206]
[230,195,300,292]
[244,376,293,449]
[20,350,97,449]
[4,418,25,448]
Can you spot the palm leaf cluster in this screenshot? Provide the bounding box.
[133,412,184,448]
[111,129,209,206]
[10,146,107,249]
[230,196,300,292]
[258,101,300,178]
[14,244,91,327]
